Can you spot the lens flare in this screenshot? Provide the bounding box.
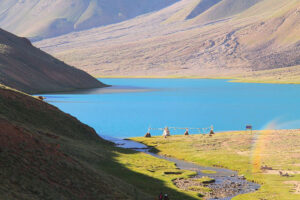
[251,120,279,173]
[251,119,300,173]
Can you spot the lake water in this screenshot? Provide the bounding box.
[43,79,300,138]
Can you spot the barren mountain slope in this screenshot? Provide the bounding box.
[0,0,178,41]
[35,0,300,77]
[0,28,106,94]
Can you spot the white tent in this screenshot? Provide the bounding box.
[162,127,170,137]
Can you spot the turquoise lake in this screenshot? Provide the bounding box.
[43,79,300,138]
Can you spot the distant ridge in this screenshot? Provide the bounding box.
[0,0,178,41]
[163,0,261,24]
[186,0,222,19]
[0,28,106,94]
[190,0,261,22]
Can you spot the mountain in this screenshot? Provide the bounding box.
[164,0,261,23]
[0,85,154,200]
[0,0,178,41]
[0,28,106,94]
[34,0,300,78]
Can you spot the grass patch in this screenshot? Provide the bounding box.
[195,177,215,184]
[201,170,217,174]
[189,186,211,193]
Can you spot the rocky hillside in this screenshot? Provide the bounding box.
[0,28,106,94]
[0,0,178,41]
[35,0,300,77]
[0,85,153,200]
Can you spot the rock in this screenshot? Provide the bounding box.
[38,96,45,101]
[164,171,182,175]
[144,132,151,137]
[239,175,246,180]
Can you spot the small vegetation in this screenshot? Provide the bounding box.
[189,186,211,193]
[195,177,215,184]
[201,170,217,174]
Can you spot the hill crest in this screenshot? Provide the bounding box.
[0,0,178,41]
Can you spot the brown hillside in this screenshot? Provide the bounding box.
[0,86,152,200]
[0,28,106,94]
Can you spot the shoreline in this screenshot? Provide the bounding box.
[97,75,233,80]
[94,65,300,85]
[96,75,300,85]
[37,85,156,95]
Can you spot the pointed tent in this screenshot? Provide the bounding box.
[162,127,170,137]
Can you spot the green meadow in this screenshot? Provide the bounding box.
[132,130,300,199]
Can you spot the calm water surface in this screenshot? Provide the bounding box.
[43,79,300,138]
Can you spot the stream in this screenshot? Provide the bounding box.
[106,136,260,200]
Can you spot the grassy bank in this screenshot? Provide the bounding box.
[132,130,300,199]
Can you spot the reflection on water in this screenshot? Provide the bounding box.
[42,78,300,138]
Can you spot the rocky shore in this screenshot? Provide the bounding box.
[173,175,258,200]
